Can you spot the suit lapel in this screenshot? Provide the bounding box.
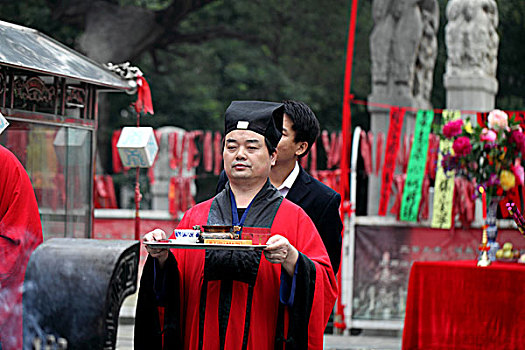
[286,166,311,204]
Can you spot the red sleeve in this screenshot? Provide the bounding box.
[0,146,43,279]
[273,201,338,348]
[0,145,43,350]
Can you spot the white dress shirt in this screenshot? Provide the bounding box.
[276,161,300,198]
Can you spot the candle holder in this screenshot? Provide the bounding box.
[478,225,491,267]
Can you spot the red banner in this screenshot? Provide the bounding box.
[378,107,406,215]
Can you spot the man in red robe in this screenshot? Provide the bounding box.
[135,101,338,349]
[0,145,43,350]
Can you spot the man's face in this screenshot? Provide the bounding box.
[275,114,307,166]
[223,129,276,183]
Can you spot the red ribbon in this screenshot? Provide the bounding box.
[134,76,154,115]
[375,132,384,176]
[169,177,178,216]
[94,175,117,209]
[213,131,223,175]
[418,176,431,220]
[310,141,317,172]
[169,132,180,170]
[300,150,309,169]
[360,130,373,175]
[147,130,161,185]
[425,134,440,181]
[390,174,406,219]
[397,134,413,173]
[203,131,213,172]
[378,107,406,215]
[321,131,330,166]
[452,177,475,228]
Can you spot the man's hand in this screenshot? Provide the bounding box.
[143,229,169,268]
[263,235,299,276]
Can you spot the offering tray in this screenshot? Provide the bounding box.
[145,239,267,250]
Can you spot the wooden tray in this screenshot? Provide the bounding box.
[145,239,267,250]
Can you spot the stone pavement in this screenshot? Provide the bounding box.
[116,293,402,350]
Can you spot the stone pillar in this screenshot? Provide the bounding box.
[367,0,439,215]
[444,0,499,115]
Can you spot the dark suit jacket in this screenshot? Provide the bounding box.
[216,166,343,273]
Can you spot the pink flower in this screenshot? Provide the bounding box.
[512,162,525,186]
[488,109,509,130]
[480,128,497,142]
[442,119,464,138]
[510,130,525,154]
[452,136,472,157]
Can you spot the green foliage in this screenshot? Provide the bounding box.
[4,0,525,146]
[106,0,350,134]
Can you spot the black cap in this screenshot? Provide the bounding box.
[224,101,284,149]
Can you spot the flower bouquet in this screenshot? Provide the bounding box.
[439,110,525,260]
[439,110,525,199]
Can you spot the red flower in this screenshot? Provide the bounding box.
[510,130,525,154]
[452,136,472,157]
[442,119,464,138]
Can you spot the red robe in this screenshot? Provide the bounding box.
[136,182,337,349]
[0,145,43,350]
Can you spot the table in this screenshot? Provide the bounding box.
[402,260,525,350]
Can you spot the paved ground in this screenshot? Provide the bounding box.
[115,294,402,350]
[116,324,402,350]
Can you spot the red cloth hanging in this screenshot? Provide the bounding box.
[404,134,413,173]
[396,134,406,170]
[327,131,342,168]
[5,129,28,166]
[187,177,196,208]
[189,130,203,170]
[397,134,412,173]
[476,112,489,128]
[300,151,309,169]
[168,177,178,216]
[310,141,317,172]
[335,132,343,168]
[180,133,189,171]
[186,132,195,172]
[390,174,406,219]
[367,131,374,174]
[375,132,384,176]
[452,177,475,228]
[360,130,373,175]
[321,130,330,167]
[169,132,180,170]
[378,107,406,216]
[147,130,162,185]
[203,131,213,172]
[94,175,117,209]
[515,111,525,129]
[214,131,223,175]
[426,134,440,181]
[181,178,188,211]
[112,130,126,173]
[418,176,431,221]
[134,76,154,115]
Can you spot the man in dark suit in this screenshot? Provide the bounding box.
[217,100,343,274]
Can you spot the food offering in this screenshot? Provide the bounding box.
[145,225,271,250]
[495,242,521,262]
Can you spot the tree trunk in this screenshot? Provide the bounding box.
[50,0,215,172]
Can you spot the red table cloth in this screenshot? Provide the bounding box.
[402,260,525,350]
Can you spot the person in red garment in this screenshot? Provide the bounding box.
[135,101,337,349]
[0,144,43,350]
